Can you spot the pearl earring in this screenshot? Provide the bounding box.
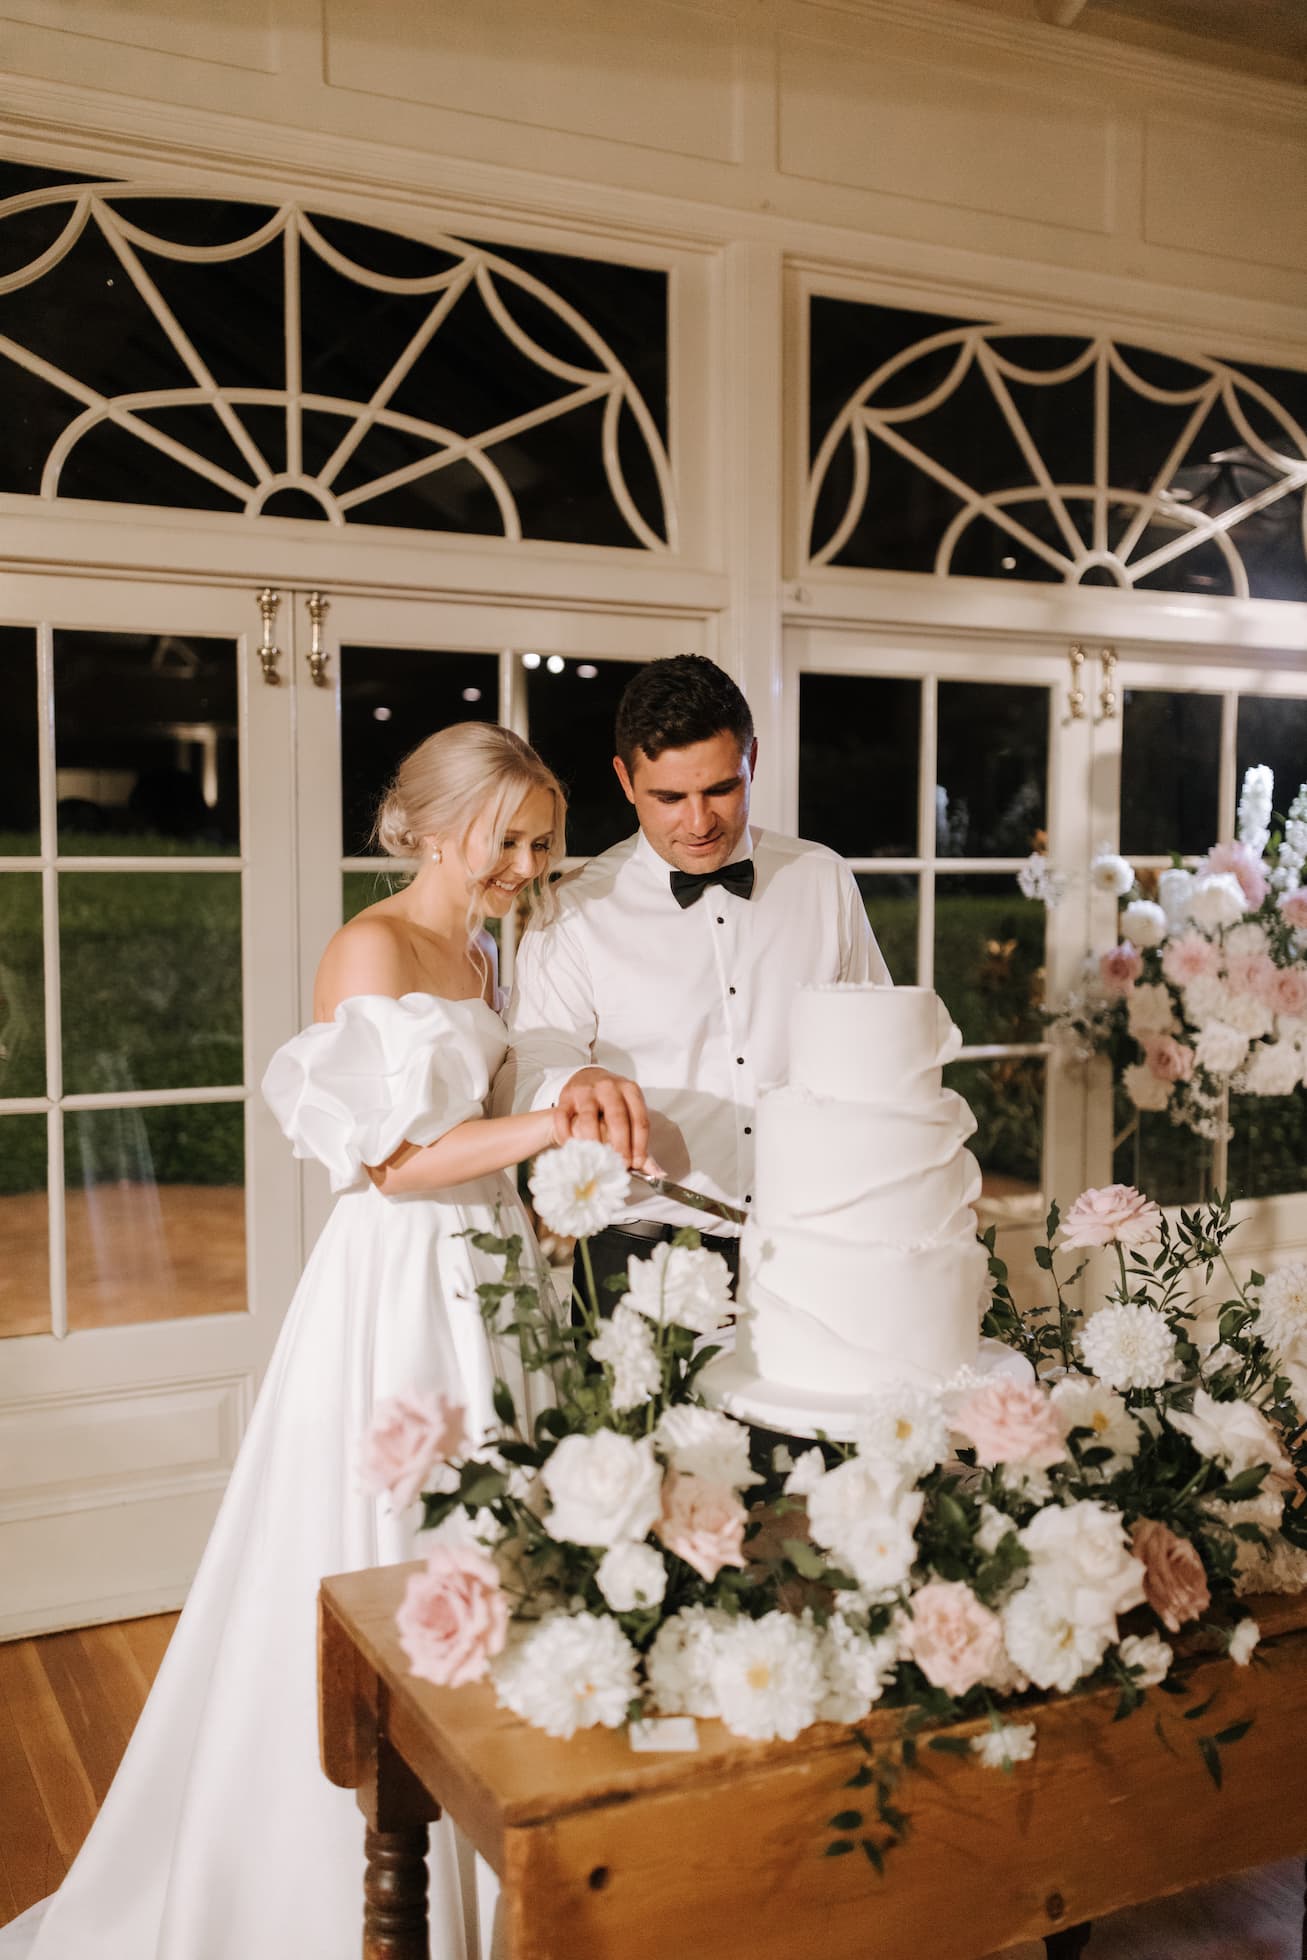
[429,845,443,864]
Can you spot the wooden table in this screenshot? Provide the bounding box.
[319,1568,1307,1960]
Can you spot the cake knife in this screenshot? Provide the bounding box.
[626,1172,747,1227]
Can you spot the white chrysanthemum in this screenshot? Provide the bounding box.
[816,1616,900,1723]
[1193,1020,1251,1077]
[596,1540,668,1613]
[589,1304,661,1412]
[1240,1040,1304,1098]
[1117,1631,1173,1686]
[1120,899,1167,949]
[623,1240,734,1336]
[783,1447,828,1498]
[1183,974,1232,1026]
[1220,991,1274,1040]
[491,1613,638,1738]
[1228,1618,1261,1666]
[709,1611,825,1742]
[971,1721,1037,1769]
[1166,1388,1292,1481]
[1126,983,1177,1038]
[1091,851,1135,898]
[1000,1578,1115,1693]
[1124,1061,1172,1113]
[1050,1378,1142,1467]
[807,1460,921,1594]
[541,1430,663,1548]
[1157,867,1195,926]
[975,1502,1016,1555]
[1187,873,1247,933]
[1019,1501,1145,1619]
[853,1386,950,1483]
[1080,1302,1177,1392]
[1256,1263,1307,1365]
[645,1604,731,1717]
[1226,920,1270,959]
[655,1405,760,1491]
[529,1138,629,1238]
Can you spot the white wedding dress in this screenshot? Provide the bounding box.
[2,993,541,1960]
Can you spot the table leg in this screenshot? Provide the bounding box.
[363,1822,432,1960]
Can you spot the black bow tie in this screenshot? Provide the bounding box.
[669,860,756,909]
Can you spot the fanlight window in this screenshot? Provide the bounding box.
[806,299,1307,601]
[0,164,674,550]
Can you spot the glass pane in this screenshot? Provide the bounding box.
[53,629,239,854]
[59,872,242,1094]
[936,682,1047,858]
[65,1100,245,1329]
[0,872,45,1099]
[1227,1093,1307,1203]
[945,1055,1044,1206]
[1236,696,1307,817]
[798,675,919,858]
[935,875,1045,1046]
[856,874,918,986]
[0,1115,48,1338]
[340,646,498,859]
[0,625,39,852]
[1120,689,1221,857]
[526,655,638,859]
[1112,1094,1211,1210]
[343,867,406,924]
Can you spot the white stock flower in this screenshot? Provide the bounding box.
[1091,851,1135,899]
[852,1386,950,1483]
[1080,1302,1177,1392]
[1166,1389,1292,1481]
[1241,1041,1305,1097]
[491,1613,638,1738]
[589,1305,660,1412]
[646,1604,731,1716]
[1124,1061,1172,1113]
[529,1138,629,1238]
[1050,1379,1142,1467]
[1117,1631,1172,1686]
[1157,867,1195,926]
[623,1240,734,1335]
[1193,1021,1251,1077]
[806,1458,922,1593]
[815,1617,900,1723]
[782,1446,827,1498]
[1120,899,1168,949]
[1019,1501,1145,1619]
[541,1430,663,1548]
[1000,1577,1115,1693]
[710,1611,825,1741]
[1126,983,1177,1038]
[1187,873,1247,933]
[1228,1619,1261,1666]
[971,1721,1037,1769]
[596,1541,668,1612]
[1238,765,1274,854]
[1255,1263,1307,1366]
[655,1405,760,1490]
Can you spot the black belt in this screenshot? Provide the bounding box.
[600,1218,741,1260]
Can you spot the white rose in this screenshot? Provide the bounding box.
[1001,1577,1115,1693]
[1193,1021,1250,1077]
[1124,1061,1172,1113]
[1127,983,1177,1037]
[596,1541,668,1612]
[1019,1501,1145,1618]
[1120,900,1167,949]
[1091,851,1135,898]
[1187,873,1247,932]
[1157,867,1195,926]
[655,1406,760,1491]
[1166,1389,1292,1482]
[1117,1631,1172,1686]
[807,1459,921,1594]
[623,1240,734,1335]
[541,1430,663,1548]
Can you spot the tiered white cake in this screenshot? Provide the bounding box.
[704,984,990,1433]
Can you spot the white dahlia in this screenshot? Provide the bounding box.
[529,1138,629,1238]
[1079,1302,1177,1392]
[1255,1263,1307,1366]
[853,1385,950,1483]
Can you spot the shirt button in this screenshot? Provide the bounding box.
[728,985,737,995]
[744,1125,752,1135]
[736,1056,745,1065]
[716,915,725,924]
[745,1194,752,1204]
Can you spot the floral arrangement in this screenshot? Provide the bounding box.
[1050,765,1307,1142]
[360,1140,1307,1800]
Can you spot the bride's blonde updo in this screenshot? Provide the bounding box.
[373,722,567,923]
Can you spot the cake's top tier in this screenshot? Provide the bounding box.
[789,983,961,1104]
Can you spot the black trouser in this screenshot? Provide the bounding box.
[577,1221,741,1315]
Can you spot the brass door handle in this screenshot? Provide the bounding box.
[306,590,330,687]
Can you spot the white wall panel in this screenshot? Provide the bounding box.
[0,0,279,73]
[1144,114,1307,277]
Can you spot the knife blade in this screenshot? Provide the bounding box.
[627,1171,747,1227]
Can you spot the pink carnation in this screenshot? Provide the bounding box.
[655,1470,747,1582]
[1225,951,1278,1000]
[1161,934,1221,986]
[906,1580,1007,1698]
[1061,1184,1162,1249]
[1143,1034,1194,1084]
[1278,888,1307,932]
[1202,841,1268,910]
[396,1543,508,1687]
[360,1391,467,1511]
[1270,967,1307,1019]
[1099,942,1143,996]
[953,1379,1066,1470]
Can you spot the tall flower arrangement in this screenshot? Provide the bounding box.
[363,1141,1307,1786]
[1051,766,1307,1142]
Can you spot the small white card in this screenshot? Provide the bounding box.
[628,1717,700,1753]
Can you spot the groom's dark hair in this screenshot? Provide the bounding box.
[615,655,754,768]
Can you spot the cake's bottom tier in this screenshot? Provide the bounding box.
[736,1223,987,1393]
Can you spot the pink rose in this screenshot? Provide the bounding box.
[906,1580,1007,1697]
[360,1391,467,1511]
[1278,888,1307,932]
[953,1379,1066,1470]
[1202,841,1268,910]
[655,1471,747,1582]
[1270,967,1307,1019]
[1060,1184,1162,1249]
[1225,951,1277,999]
[1161,934,1221,987]
[1130,1520,1211,1635]
[396,1543,508,1686]
[1142,1035,1194,1084]
[1099,942,1143,996]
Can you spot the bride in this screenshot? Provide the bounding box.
[3,723,580,1960]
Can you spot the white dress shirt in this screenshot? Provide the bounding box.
[497,825,890,1233]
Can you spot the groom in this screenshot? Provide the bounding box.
[497,654,890,1293]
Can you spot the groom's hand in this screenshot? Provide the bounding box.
[558,1067,650,1168]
